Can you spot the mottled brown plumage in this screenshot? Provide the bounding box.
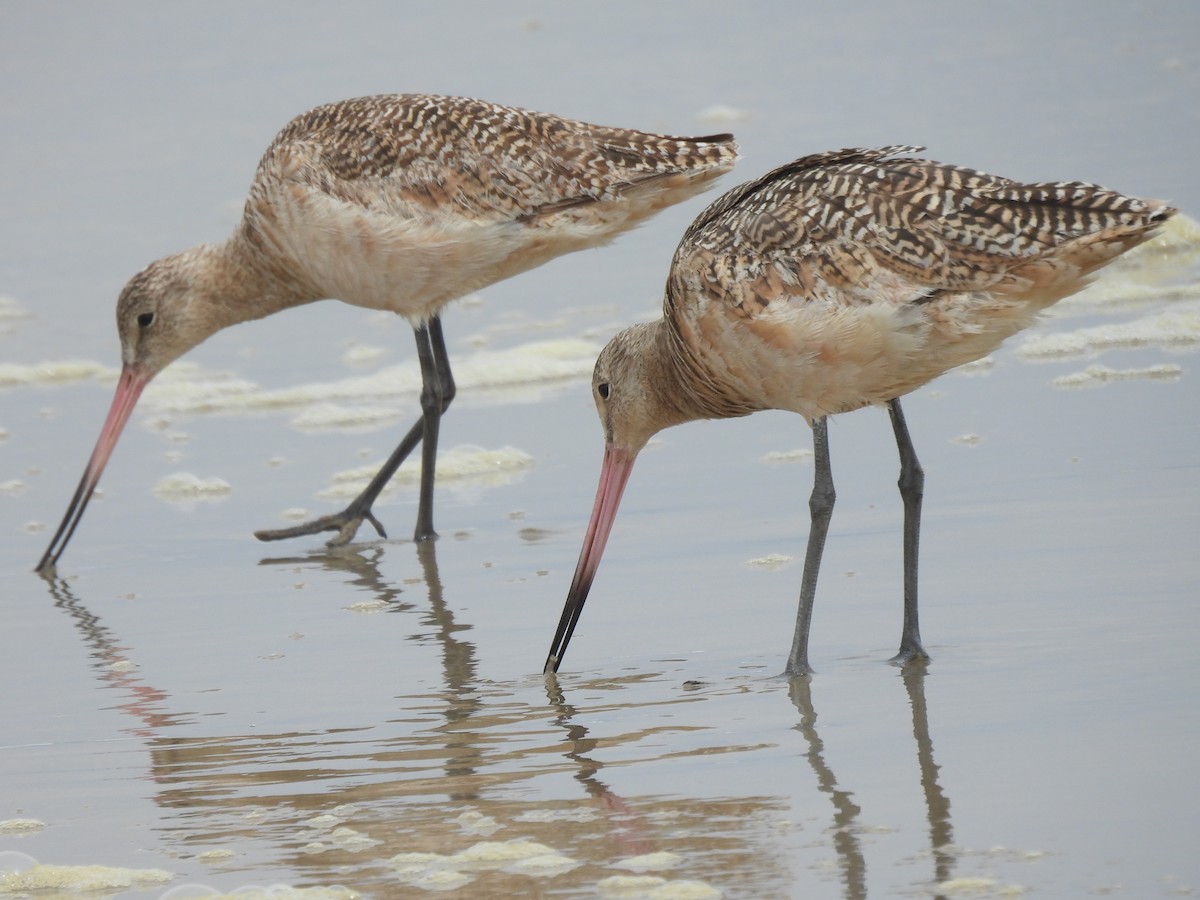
[37,94,739,573]
[545,146,1175,676]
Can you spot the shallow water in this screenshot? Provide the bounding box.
[3,3,1199,898]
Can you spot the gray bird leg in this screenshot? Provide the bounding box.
[785,416,835,676]
[887,398,930,666]
[255,316,455,546]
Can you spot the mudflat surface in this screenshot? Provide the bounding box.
[2,4,1198,897]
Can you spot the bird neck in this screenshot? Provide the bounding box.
[629,318,719,429]
[656,314,758,423]
[201,229,321,328]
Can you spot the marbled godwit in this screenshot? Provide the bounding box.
[35,94,738,573]
[542,145,1175,676]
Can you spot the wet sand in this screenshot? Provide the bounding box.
[3,3,1199,897]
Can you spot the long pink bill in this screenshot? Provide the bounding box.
[35,365,151,576]
[543,443,637,675]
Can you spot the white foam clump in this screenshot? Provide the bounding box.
[453,840,575,874]
[153,473,232,502]
[341,343,387,366]
[388,839,579,890]
[303,813,343,829]
[513,808,600,824]
[327,826,380,851]
[695,104,752,124]
[0,819,45,835]
[615,852,685,873]
[596,875,722,899]
[0,296,31,320]
[0,360,115,387]
[319,445,534,500]
[345,599,392,614]
[456,810,502,836]
[954,355,995,376]
[290,403,402,432]
[160,884,359,899]
[1051,363,1182,388]
[0,861,174,893]
[143,364,264,414]
[934,876,1025,897]
[143,339,601,417]
[762,448,813,464]
[1018,302,1200,359]
[745,554,794,571]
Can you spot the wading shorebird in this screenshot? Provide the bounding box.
[542,145,1175,676]
[35,94,738,574]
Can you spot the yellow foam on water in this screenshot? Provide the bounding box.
[1052,363,1183,388]
[302,813,342,829]
[452,839,564,868]
[761,448,813,464]
[745,554,794,571]
[0,360,115,387]
[615,852,684,873]
[341,343,387,366]
[290,403,402,432]
[144,367,264,415]
[508,852,577,877]
[696,104,752,124]
[389,863,471,892]
[455,810,501,836]
[141,339,600,417]
[596,875,722,899]
[345,599,392,614]
[0,862,174,892]
[0,818,44,835]
[319,445,534,500]
[512,808,600,824]
[326,826,380,852]
[387,838,580,889]
[934,876,1026,897]
[159,885,360,899]
[0,296,31,320]
[1018,302,1200,359]
[153,473,232,502]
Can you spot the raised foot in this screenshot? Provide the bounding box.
[254,507,388,547]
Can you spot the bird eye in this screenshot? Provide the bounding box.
[597,382,611,400]
[137,312,155,328]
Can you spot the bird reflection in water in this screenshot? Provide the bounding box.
[789,668,956,899]
[37,548,795,893]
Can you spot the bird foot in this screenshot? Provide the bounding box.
[779,661,814,679]
[888,642,931,669]
[254,507,388,547]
